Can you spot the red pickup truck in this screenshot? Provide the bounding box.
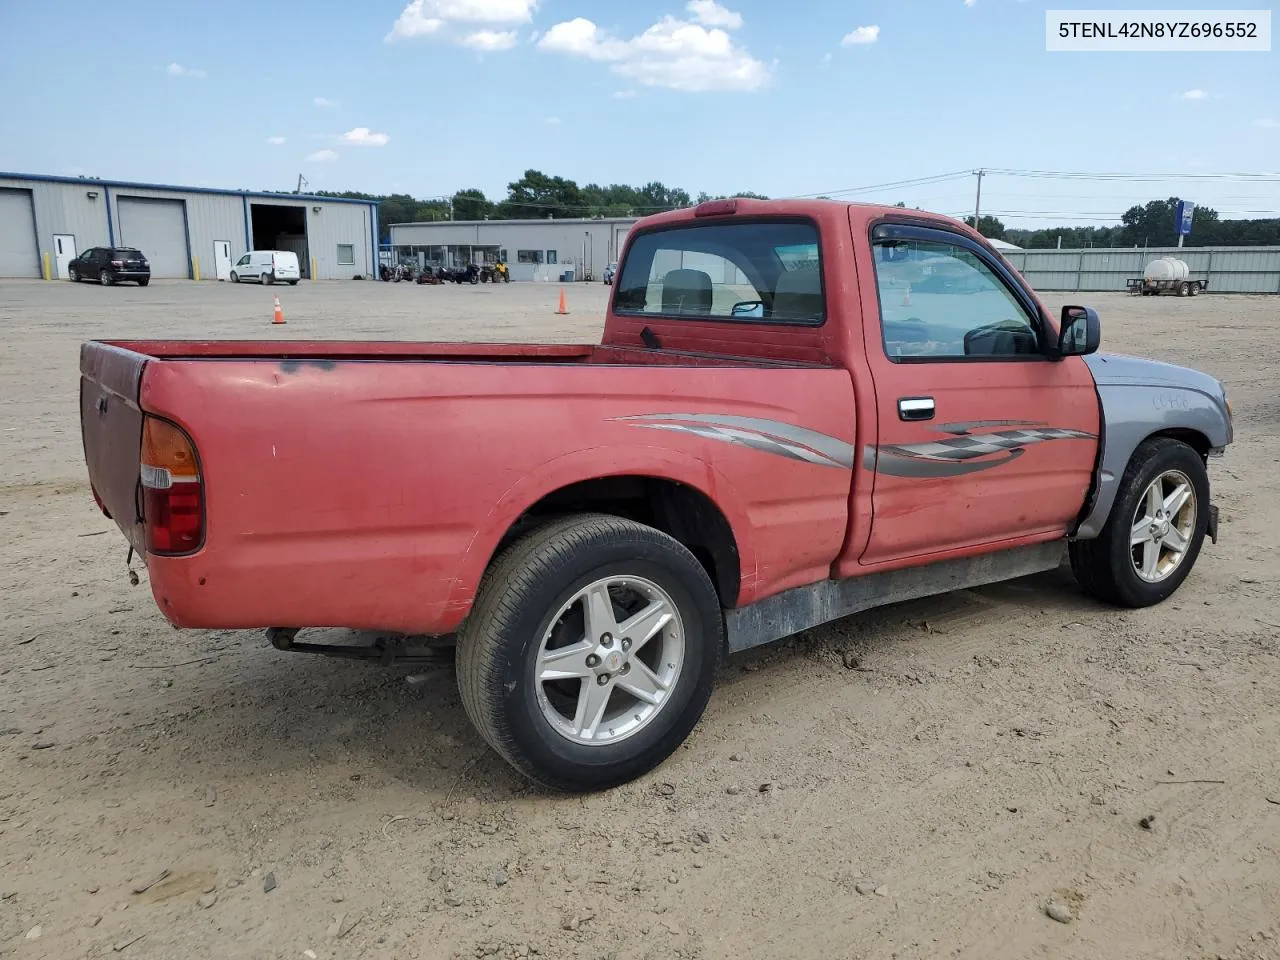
[80,199,1233,791]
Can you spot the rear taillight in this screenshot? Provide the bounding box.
[111,260,124,267]
[140,416,204,555]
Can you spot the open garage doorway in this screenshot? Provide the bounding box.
[249,204,310,279]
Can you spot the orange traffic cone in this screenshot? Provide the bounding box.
[555,287,569,315]
[901,284,911,307]
[272,295,286,325]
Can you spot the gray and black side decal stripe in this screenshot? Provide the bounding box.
[611,413,855,470]
[866,421,1097,478]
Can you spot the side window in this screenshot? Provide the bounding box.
[873,238,1041,360]
[517,250,543,264]
[546,250,557,265]
[336,243,355,265]
[236,255,250,266]
[614,221,824,324]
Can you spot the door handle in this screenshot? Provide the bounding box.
[898,397,935,421]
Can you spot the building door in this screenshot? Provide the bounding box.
[53,234,77,279]
[213,241,232,281]
[118,197,189,278]
[0,189,39,277]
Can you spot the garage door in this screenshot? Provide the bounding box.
[117,197,189,278]
[0,189,39,278]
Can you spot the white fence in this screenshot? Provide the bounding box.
[1000,246,1280,294]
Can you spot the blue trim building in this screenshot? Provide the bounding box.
[0,171,379,280]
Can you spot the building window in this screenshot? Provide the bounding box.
[336,243,355,265]
[517,249,544,264]
[546,250,558,264]
[499,249,508,263]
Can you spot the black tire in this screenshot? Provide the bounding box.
[288,280,299,286]
[261,272,273,286]
[230,272,239,283]
[1176,281,1190,297]
[137,278,149,287]
[456,514,724,792]
[99,269,112,287]
[68,266,78,282]
[1069,437,1210,608]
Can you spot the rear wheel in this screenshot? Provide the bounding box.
[456,514,723,792]
[137,278,149,287]
[261,272,273,285]
[288,279,298,286]
[1070,437,1209,608]
[99,269,112,286]
[1176,281,1190,297]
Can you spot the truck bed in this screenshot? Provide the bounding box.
[80,339,857,636]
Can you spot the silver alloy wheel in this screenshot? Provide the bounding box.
[534,575,685,746]
[1131,469,1196,582]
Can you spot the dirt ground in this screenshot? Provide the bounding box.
[1,279,1277,960]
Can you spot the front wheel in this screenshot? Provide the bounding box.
[1070,437,1210,608]
[68,266,79,282]
[456,514,723,792]
[230,272,239,283]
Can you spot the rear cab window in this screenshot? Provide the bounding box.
[614,220,825,325]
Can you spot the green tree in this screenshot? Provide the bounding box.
[451,188,493,221]
[963,215,1007,240]
[497,169,585,219]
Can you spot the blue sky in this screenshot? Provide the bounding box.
[0,0,1276,227]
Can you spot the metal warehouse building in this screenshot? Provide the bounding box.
[0,172,378,281]
[388,217,636,282]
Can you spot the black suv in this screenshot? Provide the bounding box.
[68,247,151,286]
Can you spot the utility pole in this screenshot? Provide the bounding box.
[294,174,308,195]
[972,168,985,235]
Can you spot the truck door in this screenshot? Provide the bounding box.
[856,220,1099,567]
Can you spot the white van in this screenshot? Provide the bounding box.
[230,250,301,285]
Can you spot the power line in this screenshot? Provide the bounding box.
[790,170,975,200]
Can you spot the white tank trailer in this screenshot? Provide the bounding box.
[1127,257,1208,296]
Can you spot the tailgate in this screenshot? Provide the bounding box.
[79,342,147,554]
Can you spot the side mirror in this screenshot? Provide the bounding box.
[1057,305,1100,357]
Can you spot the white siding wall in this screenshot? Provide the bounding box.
[390,219,635,281]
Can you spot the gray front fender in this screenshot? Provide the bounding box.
[1074,353,1233,540]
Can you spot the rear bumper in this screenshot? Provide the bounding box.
[113,271,151,281]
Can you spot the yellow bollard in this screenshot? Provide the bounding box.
[192,256,201,282]
[311,257,317,281]
[42,252,51,280]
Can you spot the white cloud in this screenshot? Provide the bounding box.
[686,0,743,30]
[1255,117,1279,128]
[266,136,287,145]
[459,29,518,50]
[1179,88,1208,100]
[386,0,536,41]
[314,96,336,107]
[538,15,770,92]
[341,127,390,146]
[964,0,976,7]
[166,62,207,78]
[841,25,880,46]
[306,149,338,162]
